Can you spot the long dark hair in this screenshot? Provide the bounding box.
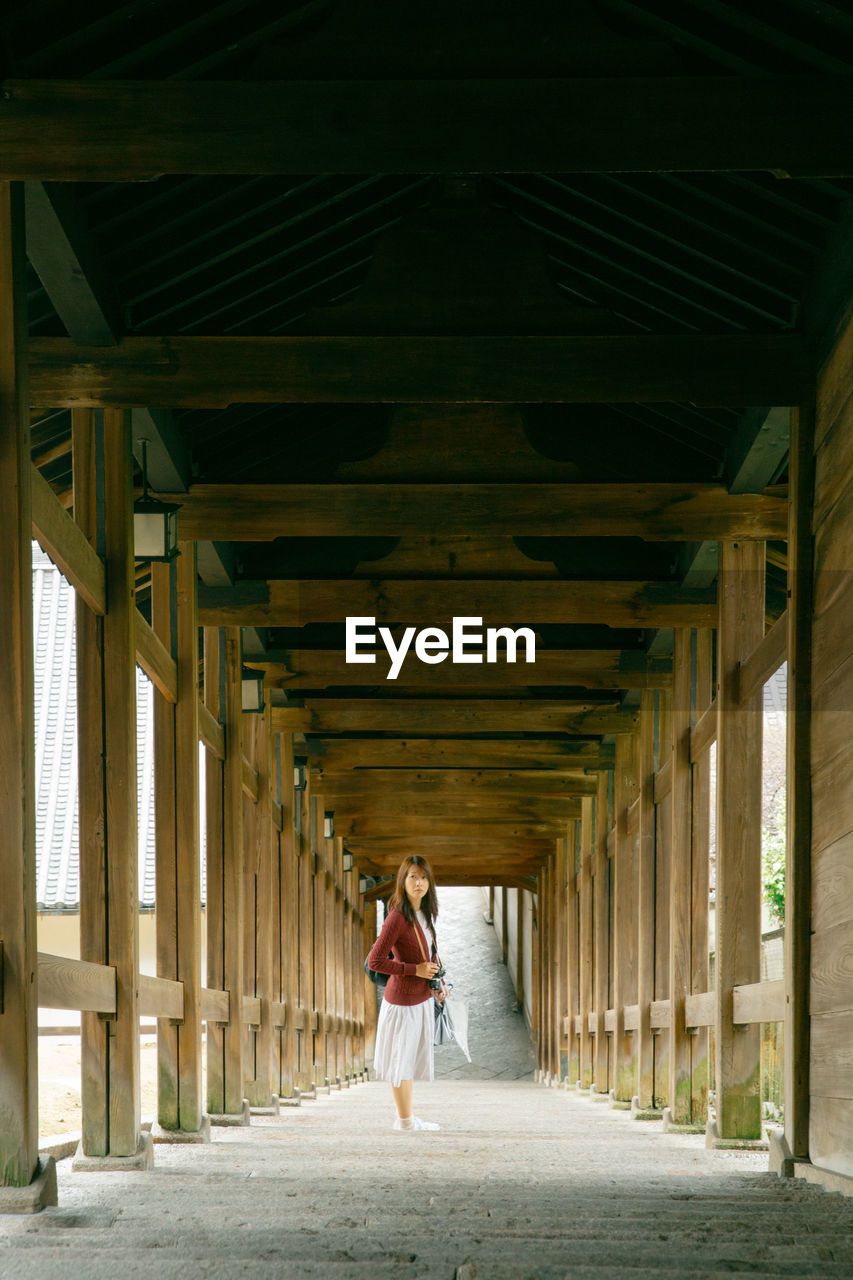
[388,855,439,944]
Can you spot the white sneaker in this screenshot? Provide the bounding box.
[412,1117,440,1131]
[392,1116,415,1132]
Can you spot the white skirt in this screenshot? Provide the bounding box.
[373,997,435,1087]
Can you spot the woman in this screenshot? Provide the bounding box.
[367,855,442,1132]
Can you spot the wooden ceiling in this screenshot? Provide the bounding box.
[14,0,853,886]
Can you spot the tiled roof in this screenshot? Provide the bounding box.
[33,543,157,910]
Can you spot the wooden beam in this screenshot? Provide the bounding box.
[256,648,673,692]
[732,980,786,1026]
[274,701,638,736]
[198,698,225,761]
[689,698,717,763]
[668,629,693,1123]
[737,609,788,706]
[306,738,614,772]
[221,629,246,1114]
[338,814,576,838]
[3,77,851,179]
[37,953,116,1014]
[135,607,178,704]
[317,770,599,798]
[29,333,810,408]
[31,463,106,615]
[168,483,786,542]
[636,690,656,1108]
[241,755,260,803]
[199,579,716,630]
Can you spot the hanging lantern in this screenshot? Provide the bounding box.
[241,667,265,713]
[133,438,180,562]
[342,850,353,873]
[293,763,306,790]
[323,810,335,839]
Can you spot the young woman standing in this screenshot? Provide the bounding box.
[367,855,442,1132]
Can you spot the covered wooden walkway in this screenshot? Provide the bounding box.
[2,0,853,1233]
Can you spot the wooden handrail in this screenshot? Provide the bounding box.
[650,999,671,1030]
[685,990,715,1028]
[201,987,229,1023]
[604,1008,615,1033]
[624,1004,640,1032]
[138,973,183,1020]
[242,995,262,1025]
[271,1000,287,1029]
[733,979,785,1025]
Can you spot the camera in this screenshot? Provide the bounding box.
[428,965,446,990]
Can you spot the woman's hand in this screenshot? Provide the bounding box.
[415,961,439,979]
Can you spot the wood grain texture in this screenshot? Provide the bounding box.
[274,701,637,737]
[135,607,177,704]
[37,953,116,1014]
[31,462,105,615]
[810,1012,853,1099]
[812,834,853,934]
[732,980,785,1025]
[669,630,694,1121]
[307,738,614,772]
[636,691,656,1108]
[737,610,787,706]
[810,922,853,1016]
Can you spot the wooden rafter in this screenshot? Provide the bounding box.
[273,700,638,735]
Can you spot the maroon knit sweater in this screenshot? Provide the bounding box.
[367,907,435,1007]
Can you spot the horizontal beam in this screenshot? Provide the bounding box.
[307,738,615,771]
[685,990,716,1030]
[199,579,716,629]
[37,952,115,1014]
[29,334,810,408]
[138,974,183,1020]
[3,77,851,179]
[168,483,786,542]
[733,979,786,1025]
[319,769,599,797]
[201,987,229,1024]
[31,463,106,615]
[737,609,787,705]
[338,814,574,837]
[274,700,638,735]
[256,648,672,691]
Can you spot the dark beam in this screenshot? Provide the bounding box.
[273,700,638,735]
[29,334,811,408]
[24,183,119,346]
[197,578,716,629]
[307,738,615,771]
[166,482,786,542]
[2,78,852,179]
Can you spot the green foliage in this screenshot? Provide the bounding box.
[762,793,786,925]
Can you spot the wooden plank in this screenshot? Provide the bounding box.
[636,690,656,1107]
[811,749,853,858]
[31,462,106,615]
[200,578,716,630]
[138,974,184,1021]
[624,1005,640,1032]
[135,607,178,703]
[315,769,599,798]
[201,987,229,1024]
[0,181,39,1187]
[274,701,638,737]
[625,795,639,834]
[685,991,716,1029]
[242,996,262,1027]
[307,738,614,772]
[29,333,810,410]
[733,980,786,1025]
[243,707,276,1107]
[690,628,713,1121]
[812,833,853,935]
[689,698,717,763]
[593,771,610,1090]
[198,697,225,760]
[258,648,673,692]
[736,610,787,706]
[221,629,246,1112]
[612,730,639,1096]
[809,1012,853,1099]
[271,1002,287,1030]
[4,77,851,180]
[786,401,815,1163]
[650,1000,671,1030]
[203,627,227,1111]
[604,1009,616,1034]
[168,483,786,543]
[337,814,576,838]
[715,539,764,1141]
[809,1096,853,1180]
[271,798,283,832]
[810,921,853,1017]
[37,953,116,1014]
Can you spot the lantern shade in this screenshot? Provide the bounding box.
[358,876,370,895]
[323,811,335,839]
[342,850,353,872]
[293,764,305,790]
[134,499,180,561]
[241,668,265,713]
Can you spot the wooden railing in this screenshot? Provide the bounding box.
[562,982,785,1039]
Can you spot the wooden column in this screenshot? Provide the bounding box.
[612,732,639,1102]
[516,887,525,1007]
[277,733,298,1097]
[714,539,764,1140]
[362,896,378,1068]
[654,689,672,1108]
[557,841,570,1082]
[578,797,594,1089]
[566,823,580,1084]
[203,627,226,1114]
[691,629,713,1122]
[636,690,657,1110]
[311,793,328,1085]
[0,182,39,1188]
[295,775,314,1091]
[669,629,694,1123]
[221,628,246,1115]
[593,771,610,1094]
[534,867,544,1075]
[244,708,275,1107]
[784,404,813,1164]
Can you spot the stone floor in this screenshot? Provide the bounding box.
[3,890,853,1278]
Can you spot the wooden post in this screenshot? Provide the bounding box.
[578,797,594,1089]
[0,182,39,1189]
[669,629,694,1123]
[244,709,275,1107]
[311,792,327,1085]
[221,628,246,1116]
[593,771,610,1094]
[691,629,713,1123]
[278,733,298,1097]
[501,886,509,966]
[566,823,580,1084]
[557,840,570,1082]
[714,539,764,1140]
[654,689,672,1108]
[516,886,525,1008]
[204,627,225,1114]
[784,404,813,1164]
[612,732,638,1102]
[636,690,657,1110]
[362,897,378,1069]
[296,776,314,1091]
